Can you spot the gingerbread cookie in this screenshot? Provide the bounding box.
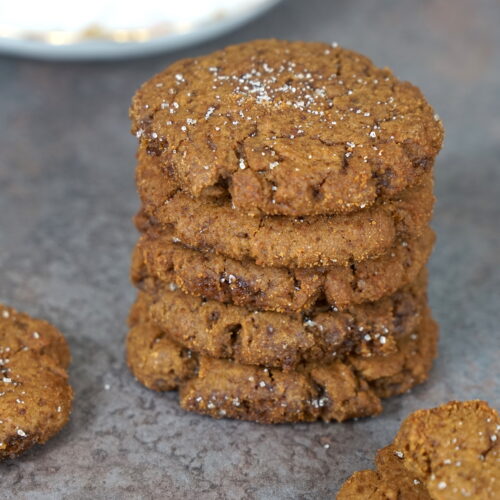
[133,268,427,369]
[132,224,434,312]
[136,152,434,268]
[0,304,72,460]
[126,310,437,423]
[130,40,443,216]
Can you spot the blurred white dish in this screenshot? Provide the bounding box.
[0,0,282,60]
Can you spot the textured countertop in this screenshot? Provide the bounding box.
[0,0,499,498]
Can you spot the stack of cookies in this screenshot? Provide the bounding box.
[127,40,444,423]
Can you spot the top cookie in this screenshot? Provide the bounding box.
[130,39,443,216]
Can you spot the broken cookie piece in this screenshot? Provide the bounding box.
[338,400,500,499]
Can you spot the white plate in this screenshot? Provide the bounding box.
[0,0,283,60]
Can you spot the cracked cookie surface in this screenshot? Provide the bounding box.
[338,400,500,499]
[0,304,72,461]
[130,39,443,217]
[126,309,437,424]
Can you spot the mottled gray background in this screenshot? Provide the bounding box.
[0,0,499,498]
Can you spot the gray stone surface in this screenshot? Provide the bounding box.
[0,0,499,498]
